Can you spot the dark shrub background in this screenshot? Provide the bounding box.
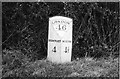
[2,2,119,61]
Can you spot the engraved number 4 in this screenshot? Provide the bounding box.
[52,46,56,53]
[65,47,69,53]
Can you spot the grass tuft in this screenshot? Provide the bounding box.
[2,56,118,77]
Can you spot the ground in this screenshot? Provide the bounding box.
[2,57,119,78]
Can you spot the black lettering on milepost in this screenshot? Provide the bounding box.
[62,40,71,43]
[49,39,61,42]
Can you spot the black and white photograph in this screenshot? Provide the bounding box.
[1,0,119,78]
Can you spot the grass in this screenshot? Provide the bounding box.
[2,56,119,78]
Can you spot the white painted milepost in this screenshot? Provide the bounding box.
[47,16,73,63]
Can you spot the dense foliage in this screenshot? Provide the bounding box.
[2,2,119,61]
[2,2,119,78]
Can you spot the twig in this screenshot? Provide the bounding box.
[1,31,15,46]
[111,41,120,52]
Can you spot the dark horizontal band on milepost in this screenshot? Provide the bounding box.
[49,39,71,43]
